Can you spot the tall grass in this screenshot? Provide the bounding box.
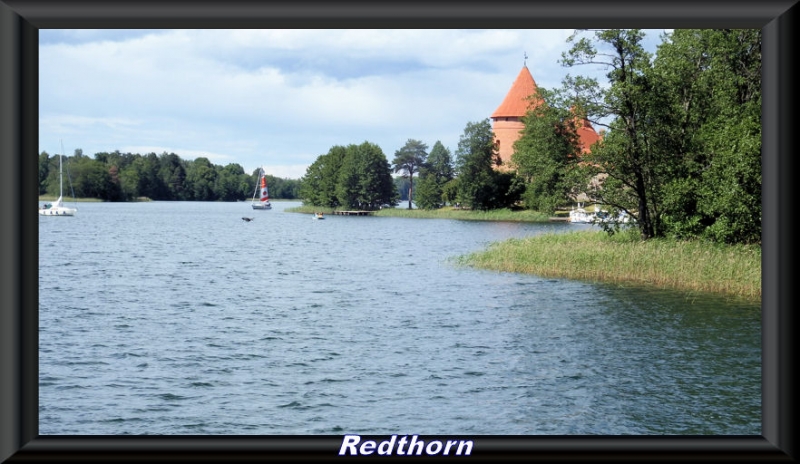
[456,229,761,303]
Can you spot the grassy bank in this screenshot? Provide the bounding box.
[285,205,552,222]
[284,205,337,214]
[38,195,105,203]
[456,229,761,303]
[375,207,551,222]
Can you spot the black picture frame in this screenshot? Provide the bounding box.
[1,1,795,461]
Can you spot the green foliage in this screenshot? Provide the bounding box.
[561,29,666,239]
[639,29,762,244]
[339,141,398,210]
[38,149,299,202]
[415,141,455,210]
[301,141,398,210]
[555,28,761,245]
[455,119,520,210]
[392,139,428,209]
[38,151,50,195]
[512,87,583,214]
[299,145,347,208]
[441,178,460,206]
[184,157,218,201]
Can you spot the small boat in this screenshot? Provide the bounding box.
[39,143,77,217]
[568,204,594,223]
[570,203,632,224]
[313,212,325,220]
[251,168,272,210]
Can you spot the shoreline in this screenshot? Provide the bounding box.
[455,229,761,304]
[286,205,760,303]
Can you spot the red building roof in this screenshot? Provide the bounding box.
[576,117,601,153]
[491,66,540,119]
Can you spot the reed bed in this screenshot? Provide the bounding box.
[456,229,761,303]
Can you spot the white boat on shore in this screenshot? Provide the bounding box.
[570,203,632,224]
[569,204,595,223]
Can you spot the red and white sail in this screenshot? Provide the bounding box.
[259,173,270,203]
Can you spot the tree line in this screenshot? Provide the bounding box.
[299,29,760,245]
[38,150,301,202]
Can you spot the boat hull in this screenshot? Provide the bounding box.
[39,207,76,216]
[251,203,272,210]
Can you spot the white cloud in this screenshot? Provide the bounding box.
[40,29,665,179]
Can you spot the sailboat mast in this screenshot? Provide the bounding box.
[59,149,63,198]
[59,140,65,198]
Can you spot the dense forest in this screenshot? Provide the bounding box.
[38,150,301,202]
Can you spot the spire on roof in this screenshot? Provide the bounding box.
[491,65,540,119]
[524,52,528,67]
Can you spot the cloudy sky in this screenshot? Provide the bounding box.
[39,29,669,180]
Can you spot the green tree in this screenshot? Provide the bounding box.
[63,155,113,200]
[38,151,50,195]
[416,141,454,210]
[300,145,348,207]
[455,119,519,210]
[512,88,583,214]
[337,142,398,210]
[561,29,667,239]
[654,29,761,244]
[441,178,460,207]
[158,152,187,200]
[184,157,218,201]
[123,153,165,200]
[215,163,246,201]
[392,139,428,209]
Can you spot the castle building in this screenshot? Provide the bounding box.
[490,65,601,168]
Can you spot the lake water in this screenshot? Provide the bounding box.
[38,201,761,435]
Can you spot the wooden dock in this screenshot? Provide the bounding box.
[549,216,570,222]
[333,210,374,216]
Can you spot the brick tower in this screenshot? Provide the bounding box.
[490,65,540,168]
[491,65,601,168]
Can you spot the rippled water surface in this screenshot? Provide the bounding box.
[39,201,760,435]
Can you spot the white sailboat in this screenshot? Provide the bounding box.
[39,145,77,216]
[251,168,272,210]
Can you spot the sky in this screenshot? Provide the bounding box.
[39,29,670,180]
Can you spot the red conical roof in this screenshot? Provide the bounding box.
[491,66,540,119]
